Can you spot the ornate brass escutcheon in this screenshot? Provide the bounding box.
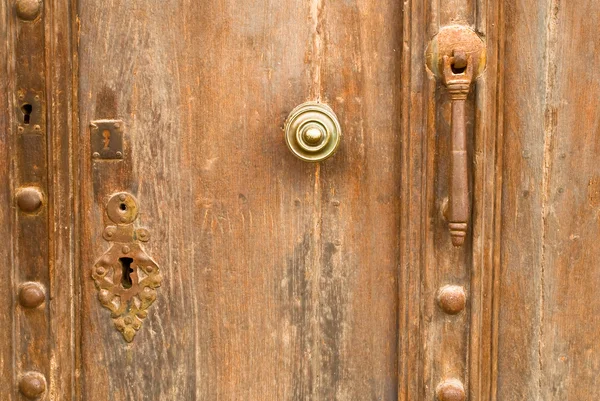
[92,192,161,342]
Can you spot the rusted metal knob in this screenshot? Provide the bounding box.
[284,102,341,162]
[437,285,466,314]
[18,371,46,399]
[18,282,46,309]
[16,187,43,214]
[16,0,42,21]
[437,379,466,401]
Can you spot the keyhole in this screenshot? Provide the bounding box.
[119,257,134,289]
[21,104,32,125]
[120,203,127,211]
[102,130,111,149]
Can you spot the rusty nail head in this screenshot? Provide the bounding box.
[438,285,467,314]
[16,0,42,21]
[437,379,466,401]
[18,282,46,309]
[16,187,43,213]
[18,371,46,399]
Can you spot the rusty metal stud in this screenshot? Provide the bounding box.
[16,187,43,214]
[437,285,466,315]
[284,102,341,162]
[16,0,42,21]
[437,379,466,401]
[18,371,46,399]
[18,282,45,309]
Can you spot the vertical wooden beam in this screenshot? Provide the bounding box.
[400,0,504,399]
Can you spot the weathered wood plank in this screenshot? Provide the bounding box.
[77,0,400,399]
[539,0,600,399]
[496,0,549,398]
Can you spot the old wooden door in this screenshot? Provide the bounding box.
[1,0,599,400]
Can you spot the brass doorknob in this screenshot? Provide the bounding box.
[284,102,341,162]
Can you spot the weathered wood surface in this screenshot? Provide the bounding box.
[77,0,401,400]
[2,0,600,399]
[498,0,600,399]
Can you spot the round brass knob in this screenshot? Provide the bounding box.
[284,102,341,162]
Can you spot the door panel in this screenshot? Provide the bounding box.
[78,0,401,399]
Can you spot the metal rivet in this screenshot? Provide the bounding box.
[33,125,41,131]
[122,246,130,254]
[16,0,42,21]
[119,194,127,201]
[92,152,100,158]
[18,126,24,133]
[437,285,466,315]
[116,151,123,158]
[18,371,46,399]
[437,379,466,401]
[96,266,106,275]
[16,187,43,213]
[18,282,45,309]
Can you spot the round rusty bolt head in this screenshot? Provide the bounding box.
[18,282,45,309]
[437,379,466,401]
[96,266,106,275]
[438,285,467,315]
[16,0,42,21]
[122,246,130,254]
[18,371,46,399]
[16,187,43,214]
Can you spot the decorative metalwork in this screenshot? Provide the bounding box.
[92,192,161,342]
[284,102,342,162]
[426,26,486,246]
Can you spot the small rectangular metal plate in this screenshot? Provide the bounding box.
[90,120,124,160]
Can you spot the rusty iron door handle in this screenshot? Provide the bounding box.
[425,26,485,247]
[443,51,473,246]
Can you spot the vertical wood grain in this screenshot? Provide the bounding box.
[0,0,14,399]
[538,1,600,397]
[77,0,401,399]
